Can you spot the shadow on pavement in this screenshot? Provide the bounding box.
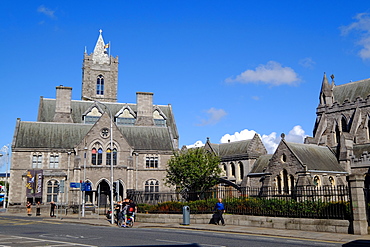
[342,240,370,246]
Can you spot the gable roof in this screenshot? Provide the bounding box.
[13,121,91,149]
[333,78,370,104]
[285,141,345,172]
[13,120,175,151]
[209,139,252,157]
[250,154,273,174]
[37,98,178,140]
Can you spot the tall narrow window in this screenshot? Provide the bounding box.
[231,163,236,177]
[113,148,117,165]
[91,148,97,165]
[47,180,59,202]
[106,148,111,165]
[313,176,320,187]
[49,154,59,169]
[32,154,42,169]
[238,162,244,180]
[341,116,348,132]
[96,75,104,95]
[97,148,103,165]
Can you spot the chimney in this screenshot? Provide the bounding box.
[53,85,73,123]
[135,92,154,126]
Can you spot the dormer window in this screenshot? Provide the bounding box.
[116,108,136,126]
[84,107,102,124]
[153,109,166,127]
[96,75,104,95]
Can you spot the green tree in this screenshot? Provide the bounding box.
[165,148,222,195]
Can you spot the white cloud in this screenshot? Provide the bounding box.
[186,140,205,149]
[341,13,370,59]
[218,125,307,154]
[197,108,227,126]
[220,129,257,143]
[37,5,56,19]
[225,61,300,86]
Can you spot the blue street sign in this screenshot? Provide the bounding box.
[70,182,81,188]
[81,182,92,191]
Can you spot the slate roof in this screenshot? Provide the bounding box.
[249,154,272,174]
[209,140,252,157]
[286,142,345,172]
[13,121,175,151]
[119,126,175,151]
[14,122,91,149]
[333,78,370,104]
[37,98,179,140]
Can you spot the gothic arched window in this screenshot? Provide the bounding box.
[341,116,348,132]
[231,163,236,177]
[107,148,118,166]
[96,75,104,95]
[238,162,244,180]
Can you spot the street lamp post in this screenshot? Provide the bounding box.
[82,147,88,217]
[83,97,114,224]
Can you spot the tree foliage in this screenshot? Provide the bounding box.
[165,148,222,193]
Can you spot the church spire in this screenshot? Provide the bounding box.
[92,29,109,64]
[319,72,334,105]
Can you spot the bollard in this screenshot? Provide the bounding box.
[182,206,190,225]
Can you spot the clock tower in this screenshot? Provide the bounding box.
[81,30,119,102]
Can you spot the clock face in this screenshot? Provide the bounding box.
[101,128,110,138]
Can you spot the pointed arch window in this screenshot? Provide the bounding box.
[313,176,321,187]
[96,75,104,95]
[107,148,117,166]
[91,148,97,165]
[97,148,103,165]
[230,163,236,178]
[91,144,103,165]
[341,116,349,132]
[238,162,244,180]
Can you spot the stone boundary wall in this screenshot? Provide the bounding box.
[137,213,350,234]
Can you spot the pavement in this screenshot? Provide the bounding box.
[2,210,370,245]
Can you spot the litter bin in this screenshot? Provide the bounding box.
[182,206,190,225]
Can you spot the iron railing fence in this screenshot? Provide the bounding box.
[364,188,370,226]
[128,185,351,219]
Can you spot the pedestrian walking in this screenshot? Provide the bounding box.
[50,201,56,217]
[36,201,41,216]
[213,198,225,226]
[26,201,32,216]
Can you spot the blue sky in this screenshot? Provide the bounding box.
[2,1,370,172]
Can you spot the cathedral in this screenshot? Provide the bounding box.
[207,73,370,191]
[8,31,179,206]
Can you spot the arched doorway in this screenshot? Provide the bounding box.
[96,179,110,207]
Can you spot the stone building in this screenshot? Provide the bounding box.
[305,73,370,187]
[8,31,179,206]
[204,134,267,186]
[248,134,347,190]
